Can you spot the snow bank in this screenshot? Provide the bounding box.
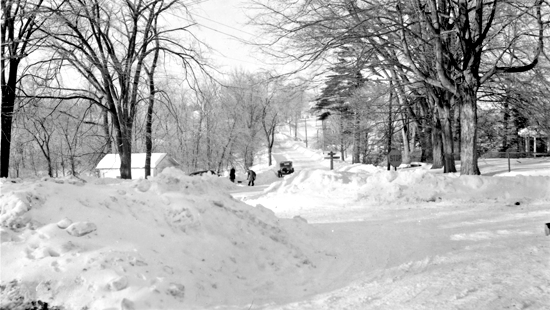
[360,169,550,205]
[259,167,550,208]
[0,168,329,309]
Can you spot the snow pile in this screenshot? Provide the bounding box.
[334,163,384,174]
[359,169,550,205]
[264,169,370,201]
[254,165,550,214]
[0,168,330,310]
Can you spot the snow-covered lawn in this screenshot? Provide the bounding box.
[1,135,549,309]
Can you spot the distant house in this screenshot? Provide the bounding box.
[518,126,549,153]
[96,153,178,179]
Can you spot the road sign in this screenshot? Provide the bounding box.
[324,151,340,159]
[324,151,340,170]
[388,149,402,168]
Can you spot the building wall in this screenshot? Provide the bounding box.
[132,168,147,179]
[100,169,120,179]
[99,168,151,179]
[97,155,177,179]
[155,157,177,176]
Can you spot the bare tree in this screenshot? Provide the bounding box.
[19,99,60,177]
[396,0,545,174]
[258,75,296,166]
[1,0,51,177]
[144,25,160,179]
[223,71,265,168]
[40,0,206,179]
[252,0,546,175]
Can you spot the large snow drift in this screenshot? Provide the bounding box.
[262,164,550,206]
[1,168,336,309]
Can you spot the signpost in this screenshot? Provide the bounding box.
[388,149,402,171]
[324,151,340,170]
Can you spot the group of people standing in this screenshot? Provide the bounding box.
[229,167,256,186]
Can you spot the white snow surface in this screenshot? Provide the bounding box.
[2,134,550,309]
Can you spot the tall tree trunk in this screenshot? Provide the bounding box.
[46,152,53,177]
[401,124,411,164]
[120,136,132,179]
[420,114,433,163]
[362,131,369,164]
[207,117,212,169]
[339,113,345,161]
[102,107,112,154]
[145,80,155,178]
[459,86,480,175]
[439,101,457,173]
[400,111,412,164]
[501,99,510,152]
[409,118,417,153]
[145,35,159,179]
[432,116,444,169]
[416,97,432,162]
[387,82,394,170]
[113,116,133,179]
[353,110,360,164]
[1,59,20,178]
[269,128,275,166]
[455,105,461,159]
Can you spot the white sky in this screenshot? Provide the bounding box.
[191,0,269,74]
[189,0,318,82]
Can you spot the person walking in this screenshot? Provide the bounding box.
[229,167,236,183]
[247,169,256,186]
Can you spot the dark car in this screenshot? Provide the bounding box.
[277,161,294,177]
[189,169,218,176]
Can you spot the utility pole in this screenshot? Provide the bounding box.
[387,81,393,171]
[304,117,308,148]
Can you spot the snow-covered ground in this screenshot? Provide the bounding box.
[1,131,550,310]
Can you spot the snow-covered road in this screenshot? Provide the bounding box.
[264,203,550,309]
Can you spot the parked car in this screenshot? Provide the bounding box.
[189,169,218,176]
[277,161,294,177]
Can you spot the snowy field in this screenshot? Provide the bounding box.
[1,133,550,309]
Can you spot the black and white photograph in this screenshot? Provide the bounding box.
[1,0,550,309]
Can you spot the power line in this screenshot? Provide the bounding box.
[163,9,252,44]
[193,12,257,37]
[196,22,252,43]
[184,0,212,7]
[161,4,265,67]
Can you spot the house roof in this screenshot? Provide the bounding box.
[518,126,548,138]
[95,153,169,169]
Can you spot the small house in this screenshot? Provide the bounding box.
[96,153,178,179]
[518,126,549,153]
